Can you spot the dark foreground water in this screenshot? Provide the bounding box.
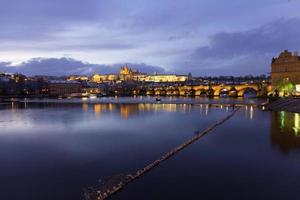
[0,98,299,200]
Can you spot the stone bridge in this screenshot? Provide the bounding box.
[137,83,271,97]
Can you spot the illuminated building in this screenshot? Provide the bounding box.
[92,74,118,83]
[296,84,300,95]
[11,73,27,83]
[271,50,300,96]
[82,82,101,94]
[119,65,133,81]
[119,65,147,81]
[68,75,89,81]
[92,65,188,83]
[123,65,189,82]
[144,74,188,82]
[48,80,82,96]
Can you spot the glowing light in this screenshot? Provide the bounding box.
[11,101,17,112]
[89,95,97,99]
[280,111,286,129]
[293,113,300,135]
[94,104,101,116]
[296,85,300,92]
[277,78,294,97]
[108,103,115,112]
[250,106,253,120]
[82,103,89,112]
[82,92,89,97]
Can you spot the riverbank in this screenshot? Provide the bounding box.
[267,98,300,113]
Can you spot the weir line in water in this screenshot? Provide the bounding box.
[84,107,241,200]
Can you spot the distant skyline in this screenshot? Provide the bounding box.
[1,0,300,76]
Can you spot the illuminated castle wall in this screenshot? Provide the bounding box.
[91,65,188,83]
[91,74,118,83]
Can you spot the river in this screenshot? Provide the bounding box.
[0,97,299,200]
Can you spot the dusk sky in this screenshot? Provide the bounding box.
[1,0,300,76]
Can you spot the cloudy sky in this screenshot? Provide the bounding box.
[0,0,300,76]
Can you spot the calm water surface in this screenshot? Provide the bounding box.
[0,98,299,200]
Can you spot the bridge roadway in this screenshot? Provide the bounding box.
[131,83,272,97]
[85,107,241,200]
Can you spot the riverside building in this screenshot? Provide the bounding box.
[271,50,300,96]
[48,80,82,97]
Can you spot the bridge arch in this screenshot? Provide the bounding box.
[172,88,180,96]
[195,88,207,96]
[166,87,174,96]
[206,88,214,96]
[155,88,166,96]
[140,88,148,95]
[187,89,196,96]
[228,87,238,97]
[213,86,231,96]
[237,87,258,97]
[146,88,155,96]
[132,89,140,95]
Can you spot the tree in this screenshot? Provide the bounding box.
[276,78,294,96]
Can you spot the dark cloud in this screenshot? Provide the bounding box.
[0,62,11,66]
[1,1,300,75]
[0,43,137,52]
[0,0,289,41]
[0,57,165,76]
[183,18,300,76]
[0,0,88,40]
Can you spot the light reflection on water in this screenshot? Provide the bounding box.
[4,101,240,119]
[277,111,300,136]
[270,111,300,154]
[0,99,300,200]
[19,96,267,105]
[294,113,300,135]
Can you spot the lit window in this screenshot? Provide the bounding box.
[296,84,300,92]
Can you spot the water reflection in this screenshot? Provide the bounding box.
[0,101,241,121]
[89,103,238,119]
[249,106,254,120]
[270,111,300,154]
[293,113,300,135]
[91,103,192,119]
[5,101,300,156]
[244,105,254,120]
[94,104,102,117]
[82,103,89,112]
[2,100,300,200]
